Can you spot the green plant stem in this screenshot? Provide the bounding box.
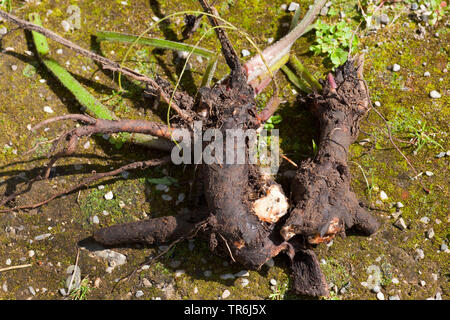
[289,54,322,91]
[96,31,214,58]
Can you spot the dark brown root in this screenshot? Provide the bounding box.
[290,248,329,297]
[93,212,206,246]
[282,57,379,245]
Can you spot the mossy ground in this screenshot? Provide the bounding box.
[0,0,448,300]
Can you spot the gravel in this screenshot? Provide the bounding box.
[429,90,441,99]
[376,292,385,300]
[288,2,300,11]
[175,270,185,277]
[34,233,51,241]
[394,218,407,231]
[104,191,114,200]
[135,290,144,298]
[380,14,389,25]
[222,289,231,299]
[142,278,152,288]
[220,273,235,280]
[389,295,400,300]
[241,278,249,287]
[28,286,36,296]
[91,215,100,224]
[10,65,17,71]
[415,248,425,260]
[43,106,54,113]
[61,20,71,32]
[0,27,7,35]
[5,258,11,266]
[391,64,401,72]
[423,71,430,77]
[234,270,249,277]
[426,228,435,239]
[420,217,430,224]
[440,243,448,252]
[241,49,250,57]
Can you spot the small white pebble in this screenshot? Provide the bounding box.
[426,228,435,239]
[39,79,46,83]
[270,279,277,286]
[379,191,388,201]
[11,65,18,71]
[425,171,434,177]
[377,292,385,300]
[102,210,109,216]
[392,64,401,72]
[92,216,99,224]
[288,2,300,11]
[222,289,231,299]
[98,185,105,190]
[392,278,399,284]
[135,290,144,298]
[151,16,160,22]
[161,194,172,201]
[423,71,430,77]
[420,217,430,224]
[175,270,185,277]
[28,250,35,258]
[241,49,250,57]
[234,270,249,277]
[193,287,198,294]
[6,258,11,266]
[28,286,36,296]
[61,20,71,32]
[27,124,32,131]
[374,101,381,107]
[267,37,274,44]
[0,27,7,35]
[241,278,249,287]
[429,90,441,99]
[56,49,63,55]
[396,202,404,208]
[83,141,91,149]
[43,106,54,113]
[220,273,235,280]
[104,191,114,200]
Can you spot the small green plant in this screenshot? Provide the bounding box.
[309,19,358,69]
[263,114,282,131]
[268,282,288,300]
[388,108,443,154]
[69,277,91,300]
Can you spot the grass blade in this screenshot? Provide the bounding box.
[281,65,312,94]
[96,31,214,58]
[200,54,218,88]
